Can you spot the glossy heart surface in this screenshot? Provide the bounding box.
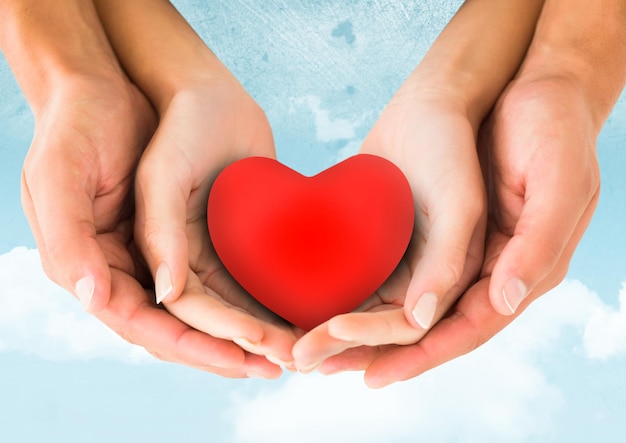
[208,154,414,330]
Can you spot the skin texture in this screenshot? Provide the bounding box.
[298,0,626,387]
[292,0,545,373]
[96,0,542,376]
[3,0,624,384]
[1,0,293,378]
[93,0,300,375]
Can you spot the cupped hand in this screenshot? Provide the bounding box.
[134,75,299,371]
[292,93,487,372]
[314,76,601,387]
[22,74,277,377]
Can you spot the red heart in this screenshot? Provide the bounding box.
[208,154,414,331]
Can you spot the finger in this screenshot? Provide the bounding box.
[364,278,505,388]
[363,202,597,388]
[164,275,265,344]
[508,187,600,304]
[135,140,190,305]
[165,289,295,372]
[292,322,353,373]
[21,150,111,313]
[242,353,285,379]
[317,346,381,375]
[164,272,296,365]
[293,308,421,372]
[193,265,299,366]
[99,268,246,369]
[489,170,599,315]
[191,352,285,379]
[329,308,423,346]
[403,186,485,330]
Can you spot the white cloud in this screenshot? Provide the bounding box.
[0,247,152,363]
[291,95,367,143]
[227,278,620,443]
[583,282,626,359]
[228,344,563,443]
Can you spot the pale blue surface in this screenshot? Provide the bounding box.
[1,2,626,442]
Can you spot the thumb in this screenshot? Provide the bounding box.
[21,152,111,313]
[403,192,485,330]
[135,149,189,305]
[489,174,599,316]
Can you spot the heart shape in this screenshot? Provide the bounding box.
[208,154,414,330]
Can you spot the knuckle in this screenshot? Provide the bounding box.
[437,246,468,290]
[539,238,564,271]
[141,217,163,253]
[116,325,140,347]
[449,310,496,355]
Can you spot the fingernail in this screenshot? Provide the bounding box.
[211,361,237,370]
[411,292,438,329]
[502,277,528,314]
[266,355,294,367]
[246,371,272,380]
[233,337,261,351]
[299,361,321,374]
[328,324,354,342]
[155,263,173,304]
[75,276,95,312]
[368,379,393,389]
[318,366,342,376]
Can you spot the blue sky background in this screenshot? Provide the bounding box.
[1,1,626,442]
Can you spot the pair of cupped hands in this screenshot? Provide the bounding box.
[22,62,599,387]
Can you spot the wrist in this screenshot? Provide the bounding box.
[143,51,237,114]
[1,0,123,108]
[519,0,626,129]
[399,67,481,121]
[93,0,234,113]
[517,52,620,134]
[396,0,544,131]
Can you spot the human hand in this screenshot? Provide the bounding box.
[312,76,601,387]
[4,0,278,377]
[292,93,486,372]
[22,70,272,375]
[289,0,546,375]
[312,0,626,387]
[134,77,300,371]
[89,0,299,370]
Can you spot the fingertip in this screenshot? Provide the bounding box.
[406,291,438,330]
[75,275,95,312]
[326,315,356,342]
[73,263,112,314]
[138,218,189,305]
[490,276,529,316]
[489,235,539,316]
[155,262,175,304]
[364,375,392,390]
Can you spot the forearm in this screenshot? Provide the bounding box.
[93,0,229,113]
[0,0,123,110]
[519,0,626,129]
[401,0,544,129]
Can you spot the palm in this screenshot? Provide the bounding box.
[134,87,299,364]
[359,110,484,309]
[479,78,600,308]
[21,78,155,296]
[316,79,601,387]
[292,99,485,369]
